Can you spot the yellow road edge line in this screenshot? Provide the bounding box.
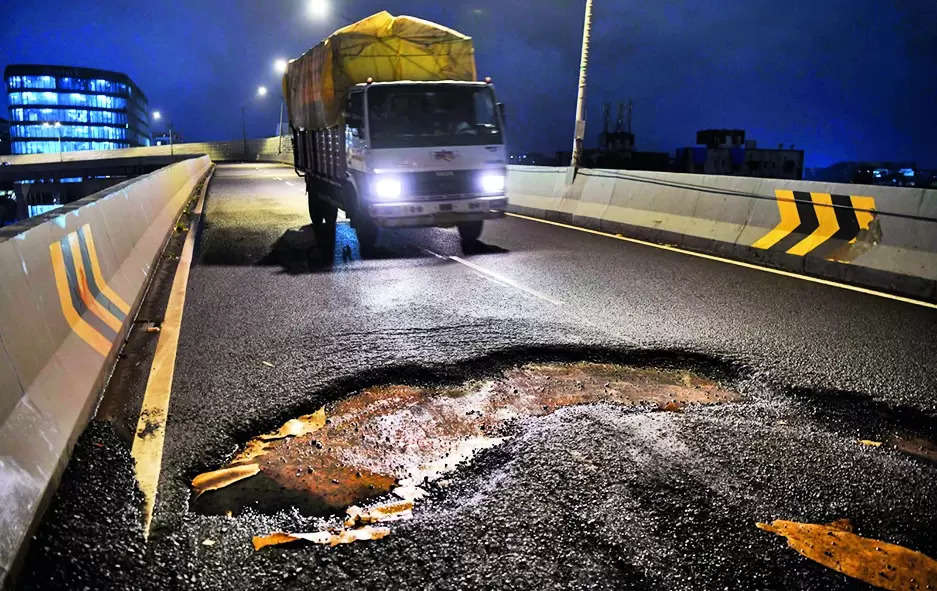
[131,169,212,537]
[49,242,112,356]
[81,225,131,314]
[66,232,124,332]
[504,211,937,310]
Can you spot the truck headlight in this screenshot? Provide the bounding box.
[374,177,402,201]
[480,173,505,194]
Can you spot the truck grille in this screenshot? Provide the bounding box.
[405,171,477,199]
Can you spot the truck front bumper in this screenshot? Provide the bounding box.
[368,195,507,228]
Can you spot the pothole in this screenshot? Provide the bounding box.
[191,361,739,524]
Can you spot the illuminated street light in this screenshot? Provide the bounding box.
[307,0,329,20]
[257,85,268,97]
[152,111,174,156]
[274,58,288,74]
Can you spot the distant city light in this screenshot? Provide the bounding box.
[257,86,268,97]
[307,0,329,19]
[274,59,288,74]
[152,111,161,120]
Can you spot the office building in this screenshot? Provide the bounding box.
[4,64,150,155]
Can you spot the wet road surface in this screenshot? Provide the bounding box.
[19,163,937,590]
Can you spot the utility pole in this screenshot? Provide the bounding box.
[277,98,285,154]
[570,0,593,176]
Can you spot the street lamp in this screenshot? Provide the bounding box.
[152,111,174,156]
[42,121,63,161]
[307,0,329,20]
[273,59,289,152]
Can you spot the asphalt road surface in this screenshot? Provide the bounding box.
[18,163,937,590]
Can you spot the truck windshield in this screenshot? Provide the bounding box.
[367,85,502,149]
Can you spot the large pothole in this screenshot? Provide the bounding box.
[191,361,739,521]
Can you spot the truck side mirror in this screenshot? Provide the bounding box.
[497,102,506,124]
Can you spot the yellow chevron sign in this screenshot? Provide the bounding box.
[753,190,876,256]
[49,225,130,356]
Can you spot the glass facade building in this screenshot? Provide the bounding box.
[4,65,151,155]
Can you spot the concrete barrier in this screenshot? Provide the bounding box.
[0,156,212,584]
[507,166,937,301]
[1,136,293,167]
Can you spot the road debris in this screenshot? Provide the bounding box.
[891,435,937,463]
[252,526,390,551]
[201,539,216,547]
[191,464,260,497]
[261,361,274,368]
[344,500,414,527]
[757,519,937,591]
[859,440,883,447]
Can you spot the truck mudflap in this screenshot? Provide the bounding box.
[369,196,507,228]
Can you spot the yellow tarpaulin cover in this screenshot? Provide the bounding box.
[284,11,477,130]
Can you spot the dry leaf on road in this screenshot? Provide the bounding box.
[757,519,937,591]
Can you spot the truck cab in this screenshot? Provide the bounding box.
[295,80,507,251]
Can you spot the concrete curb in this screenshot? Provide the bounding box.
[0,156,213,586]
[506,166,937,302]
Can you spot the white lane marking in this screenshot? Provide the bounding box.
[131,168,213,537]
[422,248,564,306]
[506,212,937,311]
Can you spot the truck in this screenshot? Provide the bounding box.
[282,11,507,252]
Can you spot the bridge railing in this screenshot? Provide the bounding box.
[0,155,213,585]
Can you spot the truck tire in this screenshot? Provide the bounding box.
[355,213,378,255]
[457,221,484,243]
[346,184,378,255]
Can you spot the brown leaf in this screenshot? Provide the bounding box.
[252,526,390,551]
[252,532,307,551]
[757,519,937,591]
[191,464,260,496]
[344,499,414,527]
[328,525,390,546]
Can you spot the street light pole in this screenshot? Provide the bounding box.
[277,99,285,154]
[43,122,63,162]
[570,0,594,176]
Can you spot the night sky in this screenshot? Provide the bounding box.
[2,0,934,168]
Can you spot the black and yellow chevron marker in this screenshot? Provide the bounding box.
[752,190,876,256]
[49,224,130,356]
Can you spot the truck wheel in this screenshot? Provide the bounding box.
[355,214,378,255]
[346,185,378,255]
[457,221,484,243]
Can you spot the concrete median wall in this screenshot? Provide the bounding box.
[2,136,293,167]
[507,166,937,301]
[0,156,212,583]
